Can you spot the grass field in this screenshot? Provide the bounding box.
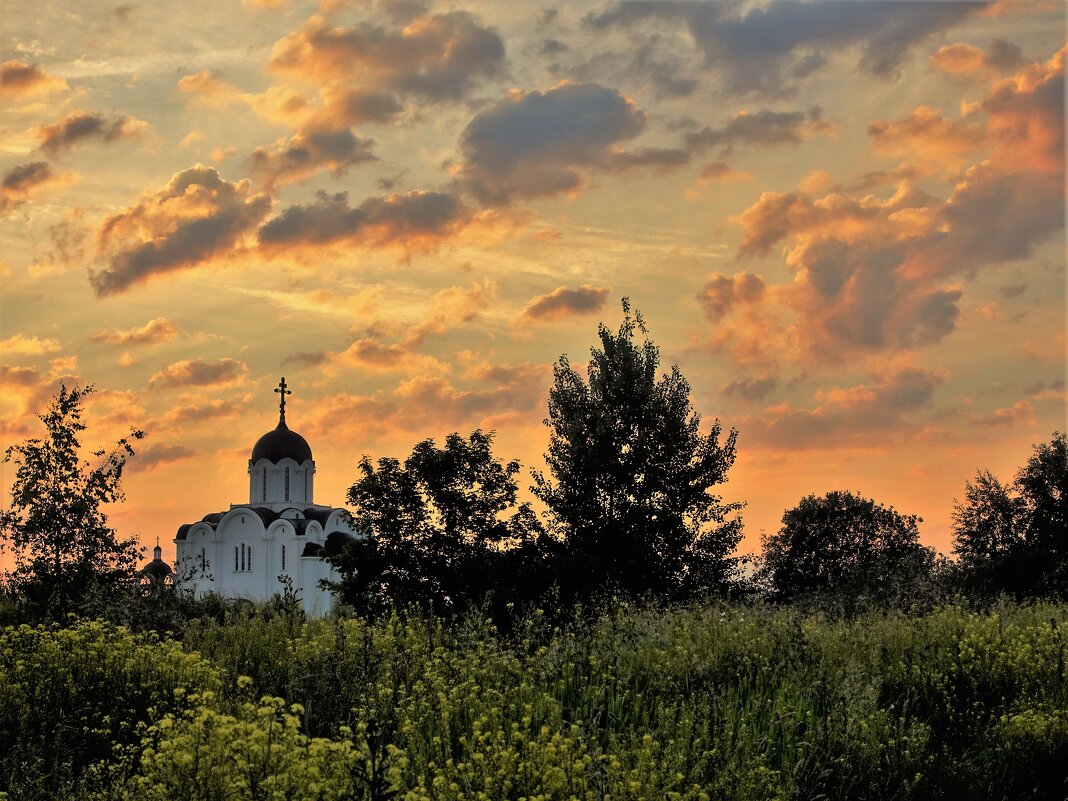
[2,601,1066,800]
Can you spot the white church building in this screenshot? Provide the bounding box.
[172,378,359,614]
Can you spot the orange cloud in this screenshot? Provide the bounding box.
[89,317,180,346]
[0,333,62,356]
[982,45,1065,173]
[730,47,1065,367]
[868,105,988,162]
[268,10,505,103]
[301,362,548,445]
[282,282,491,375]
[698,161,753,184]
[0,60,67,98]
[929,39,1024,78]
[178,71,312,127]
[148,357,249,389]
[740,367,946,450]
[176,71,244,105]
[91,165,272,296]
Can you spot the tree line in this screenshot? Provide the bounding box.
[1,300,1065,623]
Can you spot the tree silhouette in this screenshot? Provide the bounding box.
[330,430,542,616]
[0,385,144,619]
[952,432,1067,599]
[533,299,743,601]
[761,490,932,605]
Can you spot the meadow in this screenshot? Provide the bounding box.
[2,601,1066,801]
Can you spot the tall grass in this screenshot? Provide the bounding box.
[1,602,1066,800]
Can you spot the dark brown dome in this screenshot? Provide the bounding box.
[251,420,313,463]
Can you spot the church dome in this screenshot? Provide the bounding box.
[251,420,313,463]
[250,377,313,464]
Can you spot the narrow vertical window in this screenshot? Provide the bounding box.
[248,545,252,571]
[304,470,309,500]
[284,467,290,501]
[262,469,267,502]
[281,544,286,571]
[234,546,239,571]
[241,543,246,571]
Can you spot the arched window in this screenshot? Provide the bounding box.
[281,544,286,571]
[262,469,267,502]
[284,467,290,501]
[234,543,253,572]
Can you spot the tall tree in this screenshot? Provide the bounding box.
[330,430,543,616]
[952,432,1068,598]
[533,299,743,601]
[761,490,933,605]
[0,385,144,619]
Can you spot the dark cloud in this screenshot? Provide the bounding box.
[602,146,690,171]
[164,399,242,426]
[0,364,43,387]
[685,107,827,152]
[540,38,569,56]
[518,285,611,322]
[250,126,376,190]
[35,111,145,155]
[148,357,248,389]
[258,189,476,254]
[89,317,179,345]
[999,284,1026,299]
[585,1,985,95]
[91,165,271,296]
[320,87,404,125]
[745,367,945,450]
[1,162,58,210]
[128,443,195,472]
[721,376,778,402]
[697,272,766,319]
[0,60,66,97]
[458,81,656,204]
[698,161,752,182]
[283,351,332,367]
[548,37,700,100]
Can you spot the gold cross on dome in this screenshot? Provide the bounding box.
[275,376,292,419]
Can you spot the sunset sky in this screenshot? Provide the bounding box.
[1,0,1064,567]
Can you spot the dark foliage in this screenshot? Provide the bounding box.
[0,385,144,621]
[533,299,744,603]
[760,490,935,607]
[952,431,1068,599]
[329,430,545,617]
